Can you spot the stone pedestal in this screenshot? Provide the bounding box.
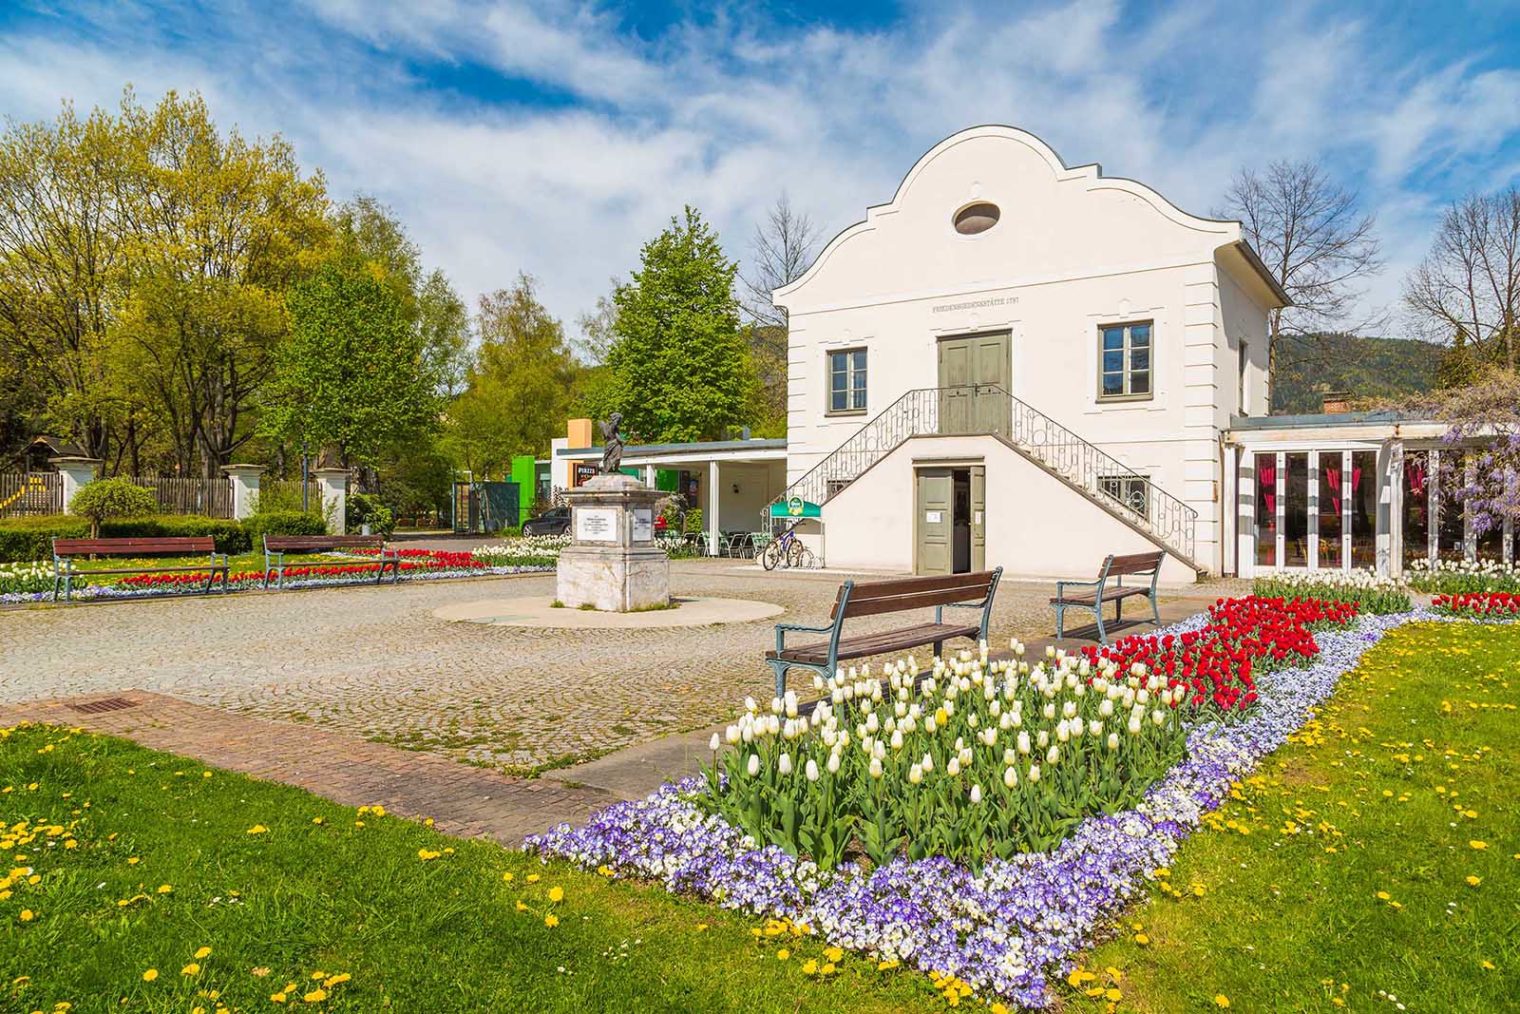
[556,474,670,611]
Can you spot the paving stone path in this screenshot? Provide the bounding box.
[0,560,1242,773]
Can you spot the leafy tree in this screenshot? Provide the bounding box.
[445,273,574,476]
[264,258,438,467]
[607,206,753,442]
[418,269,472,398]
[69,477,157,538]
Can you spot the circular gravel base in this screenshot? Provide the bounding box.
[433,595,785,628]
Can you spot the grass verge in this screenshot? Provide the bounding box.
[0,724,941,1013]
[1063,621,1519,1012]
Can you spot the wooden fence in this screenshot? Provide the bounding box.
[125,475,234,518]
[0,472,62,517]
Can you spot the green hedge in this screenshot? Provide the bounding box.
[0,514,266,561]
[244,511,328,544]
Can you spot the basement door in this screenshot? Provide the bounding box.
[937,331,1012,436]
[915,465,986,575]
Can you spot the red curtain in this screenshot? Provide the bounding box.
[1258,459,1276,515]
[1324,462,1342,511]
[1407,458,1426,496]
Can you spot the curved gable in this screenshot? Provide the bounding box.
[775,125,1243,312]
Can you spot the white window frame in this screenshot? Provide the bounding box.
[1097,321,1154,402]
[827,347,868,415]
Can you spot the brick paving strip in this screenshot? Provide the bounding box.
[0,691,619,846]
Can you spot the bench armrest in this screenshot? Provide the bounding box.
[1054,578,1099,596]
[774,621,836,657]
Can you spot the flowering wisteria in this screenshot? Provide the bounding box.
[528,602,1416,1008]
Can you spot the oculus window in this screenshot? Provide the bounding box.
[1099,322,1152,401]
[828,348,868,413]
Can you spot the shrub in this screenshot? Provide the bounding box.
[244,510,328,544]
[346,492,395,539]
[0,515,89,561]
[0,514,250,561]
[68,477,157,537]
[683,508,703,535]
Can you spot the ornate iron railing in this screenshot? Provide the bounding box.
[768,385,1198,565]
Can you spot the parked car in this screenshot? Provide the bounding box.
[522,506,571,536]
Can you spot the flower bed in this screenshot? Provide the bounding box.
[1431,591,1520,616]
[0,546,554,604]
[470,535,568,568]
[1251,569,1412,613]
[1408,557,1520,594]
[528,598,1409,1008]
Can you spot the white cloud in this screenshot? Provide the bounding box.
[0,0,1517,340]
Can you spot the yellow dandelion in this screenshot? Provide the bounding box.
[1466,875,1482,886]
[1469,840,1488,850]
[526,873,541,883]
[142,969,159,982]
[18,909,33,922]
[1214,995,1231,1008]
[312,817,324,825]
[502,872,514,883]
[324,973,351,987]
[195,947,211,960]
[269,992,286,1003]
[1375,890,1390,900]
[515,900,527,912]
[695,923,708,932]
[246,825,268,835]
[181,963,200,976]
[776,949,790,961]
[548,886,564,903]
[544,913,559,928]
[1481,960,1496,970]
[156,884,172,894]
[302,988,327,1003]
[801,959,818,975]
[1134,933,1149,945]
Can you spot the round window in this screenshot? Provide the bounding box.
[952,202,1000,235]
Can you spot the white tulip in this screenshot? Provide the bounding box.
[1046,744,1060,764]
[1090,719,1103,737]
[744,696,757,714]
[1003,747,1016,765]
[891,729,904,751]
[947,757,961,777]
[1003,765,1018,789]
[967,711,979,729]
[1152,709,1167,727]
[778,752,793,776]
[869,757,884,779]
[726,725,741,745]
[908,763,923,785]
[747,753,760,776]
[805,758,820,782]
[1128,716,1143,735]
[1042,703,1056,721]
[709,733,721,752]
[1028,763,1041,783]
[1017,731,1031,755]
[1107,733,1119,751]
[969,783,983,805]
[921,753,934,772]
[827,752,841,774]
[1037,730,1050,749]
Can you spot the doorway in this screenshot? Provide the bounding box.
[915,464,986,574]
[937,331,1012,435]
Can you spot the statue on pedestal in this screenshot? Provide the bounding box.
[599,413,624,475]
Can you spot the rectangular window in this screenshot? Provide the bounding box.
[1402,450,1429,569]
[1099,475,1149,517]
[1098,322,1152,401]
[1283,452,1309,567]
[1238,342,1249,416]
[828,348,867,414]
[1350,450,1377,568]
[1317,453,1343,570]
[1255,454,1278,567]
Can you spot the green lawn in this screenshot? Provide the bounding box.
[0,724,940,1013]
[1064,621,1519,1012]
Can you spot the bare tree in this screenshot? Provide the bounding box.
[741,192,821,328]
[1217,159,1382,394]
[741,194,821,429]
[1403,187,1520,375]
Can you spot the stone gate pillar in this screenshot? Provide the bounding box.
[313,467,350,535]
[50,456,102,512]
[221,464,267,521]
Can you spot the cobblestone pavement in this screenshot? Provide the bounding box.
[0,561,1242,771]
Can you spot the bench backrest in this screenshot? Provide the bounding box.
[53,536,216,557]
[264,534,385,552]
[1104,550,1165,578]
[831,570,999,621]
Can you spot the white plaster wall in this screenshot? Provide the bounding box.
[716,461,785,532]
[774,127,1280,576]
[821,435,1197,583]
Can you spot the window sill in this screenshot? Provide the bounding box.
[1096,394,1154,405]
[825,409,868,418]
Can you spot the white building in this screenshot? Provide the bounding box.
[557,125,1514,579]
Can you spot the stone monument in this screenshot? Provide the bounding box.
[555,416,671,611]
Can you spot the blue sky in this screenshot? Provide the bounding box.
[3,0,1519,336]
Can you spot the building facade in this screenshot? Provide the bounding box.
[556,125,1511,579]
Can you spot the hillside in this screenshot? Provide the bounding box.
[1271,333,1442,414]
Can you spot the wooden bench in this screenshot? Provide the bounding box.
[1050,550,1164,644]
[262,534,401,589]
[765,567,1003,697]
[52,536,229,602]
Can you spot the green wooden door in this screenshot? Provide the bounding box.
[971,465,986,571]
[915,468,953,575]
[937,332,1011,435]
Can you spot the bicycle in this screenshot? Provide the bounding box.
[761,524,815,570]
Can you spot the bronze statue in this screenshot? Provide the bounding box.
[599,413,624,474]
